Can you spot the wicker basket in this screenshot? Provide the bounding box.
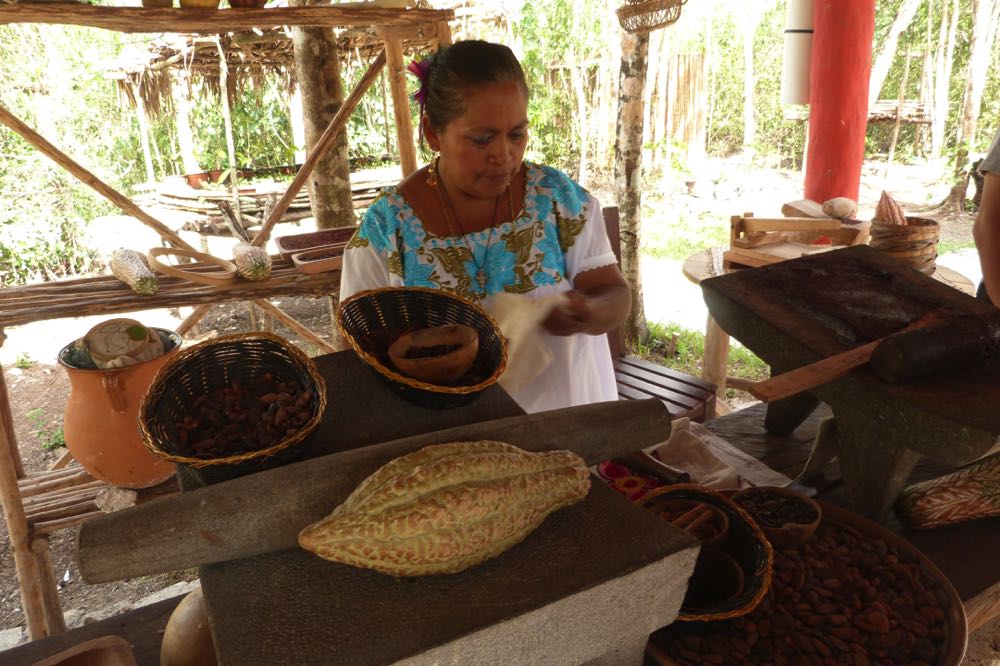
[139,332,327,485]
[639,484,773,622]
[616,0,686,34]
[338,287,508,409]
[870,216,939,275]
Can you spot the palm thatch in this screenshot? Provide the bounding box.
[104,0,509,119]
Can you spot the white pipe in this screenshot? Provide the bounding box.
[781,0,814,106]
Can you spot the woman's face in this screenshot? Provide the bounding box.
[425,80,529,200]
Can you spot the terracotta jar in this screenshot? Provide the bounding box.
[58,329,181,489]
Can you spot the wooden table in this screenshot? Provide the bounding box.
[5,400,998,664]
[681,248,977,410]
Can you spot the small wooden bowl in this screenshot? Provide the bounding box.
[388,324,479,385]
[643,496,729,547]
[291,245,344,274]
[733,486,822,548]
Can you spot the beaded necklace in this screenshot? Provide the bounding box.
[429,157,515,300]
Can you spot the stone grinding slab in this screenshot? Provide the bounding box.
[701,245,1000,520]
[199,481,697,665]
[187,349,696,663]
[701,245,1000,454]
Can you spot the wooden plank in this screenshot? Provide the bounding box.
[614,356,716,392]
[740,218,843,233]
[78,399,673,584]
[0,261,340,328]
[0,5,454,33]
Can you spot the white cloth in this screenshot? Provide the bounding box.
[491,292,569,394]
[647,418,806,492]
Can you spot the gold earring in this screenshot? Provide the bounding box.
[426,155,438,188]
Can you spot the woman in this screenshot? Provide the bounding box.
[340,40,630,413]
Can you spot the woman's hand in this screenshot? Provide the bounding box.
[542,265,631,336]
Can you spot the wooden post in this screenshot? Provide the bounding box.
[252,52,386,247]
[381,35,418,176]
[703,315,731,417]
[0,104,196,252]
[803,0,877,202]
[0,359,50,638]
[434,20,452,48]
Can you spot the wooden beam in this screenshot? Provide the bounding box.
[0,104,196,252]
[0,5,454,34]
[381,35,418,177]
[253,51,386,247]
[252,299,337,354]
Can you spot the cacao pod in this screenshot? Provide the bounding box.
[298,440,590,576]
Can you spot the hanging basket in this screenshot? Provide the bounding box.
[616,0,687,34]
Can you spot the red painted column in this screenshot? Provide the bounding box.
[804,0,876,203]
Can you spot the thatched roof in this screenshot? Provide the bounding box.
[104,0,509,117]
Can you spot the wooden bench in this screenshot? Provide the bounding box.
[603,206,717,422]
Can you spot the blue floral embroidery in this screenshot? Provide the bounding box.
[402,250,435,288]
[354,164,590,294]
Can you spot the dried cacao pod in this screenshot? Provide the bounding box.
[298,440,590,576]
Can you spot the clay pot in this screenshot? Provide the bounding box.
[161,587,218,666]
[58,329,180,489]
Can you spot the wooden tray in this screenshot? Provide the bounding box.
[275,227,355,261]
[646,499,968,666]
[291,245,345,274]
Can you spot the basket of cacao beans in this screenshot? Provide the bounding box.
[639,484,774,622]
[338,286,507,409]
[139,332,327,484]
[646,500,967,666]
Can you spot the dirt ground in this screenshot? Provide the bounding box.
[1,157,997,662]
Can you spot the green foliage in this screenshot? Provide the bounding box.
[13,353,32,370]
[638,321,769,401]
[25,408,66,451]
[640,202,728,260]
[515,0,610,172]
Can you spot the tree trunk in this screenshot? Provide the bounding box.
[171,68,200,176]
[932,0,960,158]
[569,0,589,185]
[742,17,756,157]
[956,0,997,175]
[131,82,155,184]
[868,0,922,102]
[290,12,354,229]
[614,31,649,347]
